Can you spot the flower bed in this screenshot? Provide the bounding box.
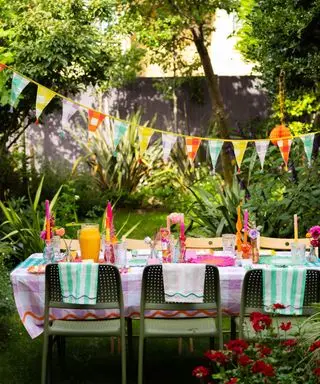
[192,305,320,383]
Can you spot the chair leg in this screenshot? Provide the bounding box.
[230,316,237,340]
[209,337,215,350]
[178,338,183,355]
[138,336,144,384]
[48,336,53,384]
[189,338,194,353]
[41,333,49,384]
[127,318,133,359]
[121,331,127,384]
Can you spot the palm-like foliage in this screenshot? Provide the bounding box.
[0,177,62,260]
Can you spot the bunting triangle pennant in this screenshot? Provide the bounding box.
[277,139,292,170]
[36,85,56,121]
[255,140,269,170]
[114,120,128,148]
[62,99,78,128]
[208,140,223,173]
[186,136,201,161]
[300,134,314,166]
[88,109,106,132]
[0,63,6,71]
[162,133,177,162]
[233,141,248,170]
[10,73,30,108]
[139,127,153,155]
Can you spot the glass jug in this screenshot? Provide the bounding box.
[78,223,101,263]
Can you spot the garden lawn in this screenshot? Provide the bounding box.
[0,314,230,384]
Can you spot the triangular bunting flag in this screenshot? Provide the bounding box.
[162,133,177,162]
[186,137,201,161]
[88,109,106,132]
[255,140,269,170]
[0,63,6,71]
[114,121,128,148]
[233,141,248,170]
[62,99,78,128]
[277,139,292,170]
[10,73,30,108]
[208,141,223,173]
[139,127,153,155]
[300,134,314,166]
[36,85,56,121]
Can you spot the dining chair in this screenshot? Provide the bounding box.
[41,264,126,384]
[235,268,320,339]
[185,237,223,250]
[138,264,222,384]
[259,236,310,251]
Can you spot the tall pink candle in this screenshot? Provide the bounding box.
[243,209,249,231]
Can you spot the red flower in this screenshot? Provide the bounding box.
[225,339,249,354]
[238,354,253,366]
[250,312,272,332]
[272,303,286,310]
[204,350,229,365]
[258,346,272,357]
[311,239,319,247]
[192,366,210,379]
[225,379,238,384]
[279,321,292,331]
[310,341,320,352]
[314,368,320,376]
[252,360,275,377]
[282,339,297,347]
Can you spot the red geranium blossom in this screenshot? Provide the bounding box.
[204,350,229,365]
[310,341,320,352]
[238,354,253,366]
[252,360,275,377]
[258,345,272,357]
[282,339,297,347]
[272,303,286,310]
[225,379,238,384]
[279,321,292,331]
[311,239,319,247]
[192,366,210,378]
[314,368,320,376]
[225,339,249,354]
[250,312,272,332]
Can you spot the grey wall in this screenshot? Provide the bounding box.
[27,76,270,170]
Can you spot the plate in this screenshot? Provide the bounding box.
[27,265,46,274]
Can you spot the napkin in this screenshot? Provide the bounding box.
[262,266,306,315]
[163,264,206,303]
[58,262,99,304]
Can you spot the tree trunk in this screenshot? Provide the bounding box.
[191,25,233,184]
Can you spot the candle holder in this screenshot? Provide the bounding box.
[43,240,54,263]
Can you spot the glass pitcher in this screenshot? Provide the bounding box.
[78,223,101,263]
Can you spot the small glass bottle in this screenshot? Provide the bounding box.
[43,240,54,263]
[251,239,260,264]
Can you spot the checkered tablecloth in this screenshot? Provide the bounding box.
[11,253,246,339]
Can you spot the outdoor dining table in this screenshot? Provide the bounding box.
[10,252,247,339]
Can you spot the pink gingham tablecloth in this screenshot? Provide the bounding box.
[10,253,246,339]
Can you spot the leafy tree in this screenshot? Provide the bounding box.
[118,0,239,183]
[237,0,320,133]
[0,0,143,197]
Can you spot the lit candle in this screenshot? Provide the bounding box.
[45,200,50,241]
[294,214,298,242]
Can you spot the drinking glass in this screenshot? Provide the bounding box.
[291,243,306,265]
[222,234,236,255]
[78,223,101,263]
[52,235,63,261]
[114,241,127,268]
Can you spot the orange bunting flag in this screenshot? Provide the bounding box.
[88,109,106,132]
[185,137,201,161]
[277,139,292,170]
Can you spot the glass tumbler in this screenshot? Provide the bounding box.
[222,234,236,255]
[291,243,306,265]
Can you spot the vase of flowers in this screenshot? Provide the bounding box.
[306,225,320,259]
[192,304,320,383]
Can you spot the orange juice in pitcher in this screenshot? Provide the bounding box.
[79,224,101,262]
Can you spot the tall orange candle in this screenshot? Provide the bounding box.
[236,205,243,252]
[45,200,50,241]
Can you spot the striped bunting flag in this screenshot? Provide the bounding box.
[277,139,292,170]
[185,136,201,161]
[208,140,223,173]
[300,134,314,166]
[10,73,30,108]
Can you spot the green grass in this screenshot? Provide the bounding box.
[0,314,231,384]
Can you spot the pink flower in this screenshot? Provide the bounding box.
[252,360,275,377]
[225,379,238,384]
[311,239,319,247]
[204,350,229,365]
[309,226,320,239]
[238,354,253,366]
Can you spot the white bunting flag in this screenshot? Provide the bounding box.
[162,133,177,162]
[255,140,269,170]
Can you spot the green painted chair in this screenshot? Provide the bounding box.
[41,264,126,384]
[236,268,320,339]
[138,264,222,384]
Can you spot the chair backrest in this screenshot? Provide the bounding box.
[259,237,310,250]
[140,264,221,313]
[240,268,320,316]
[44,264,123,312]
[185,237,223,249]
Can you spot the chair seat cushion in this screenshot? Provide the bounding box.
[235,316,310,339]
[48,319,121,336]
[144,317,217,337]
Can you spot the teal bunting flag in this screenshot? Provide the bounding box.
[113,121,128,148]
[208,141,223,173]
[10,73,30,108]
[300,134,314,166]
